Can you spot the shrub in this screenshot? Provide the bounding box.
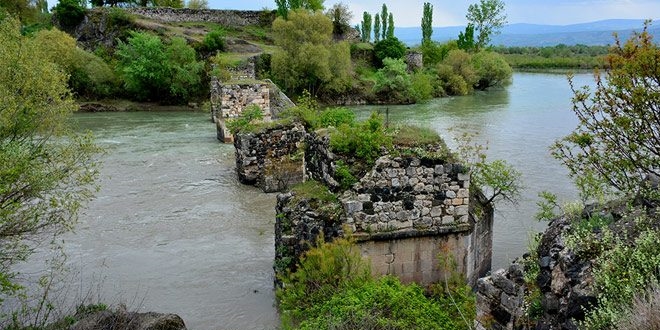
[334,160,357,190]
[420,40,457,67]
[317,107,355,128]
[373,37,406,66]
[116,31,203,103]
[410,71,435,102]
[52,0,84,29]
[202,28,225,53]
[298,276,460,330]
[582,227,660,329]
[277,235,371,324]
[31,28,118,98]
[472,51,512,90]
[373,57,412,103]
[225,104,264,134]
[330,112,392,164]
[108,8,133,27]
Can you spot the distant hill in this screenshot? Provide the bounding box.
[394,19,660,47]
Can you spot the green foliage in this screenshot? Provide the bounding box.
[0,16,99,306]
[225,104,264,134]
[373,13,380,43]
[471,51,512,89]
[582,226,660,329]
[0,0,47,24]
[317,107,355,128]
[380,3,387,40]
[494,44,608,70]
[334,160,357,190]
[466,0,507,50]
[373,37,406,65]
[298,276,463,330]
[277,235,371,323]
[410,71,435,102]
[392,125,443,148]
[202,28,226,53]
[152,0,183,8]
[30,28,119,99]
[290,180,338,205]
[457,24,476,52]
[275,0,325,19]
[421,41,456,67]
[360,11,371,42]
[326,2,352,36]
[330,112,392,164]
[116,31,203,103]
[421,2,433,45]
[52,0,84,29]
[373,57,411,103]
[552,24,660,202]
[455,132,522,208]
[278,235,476,330]
[272,9,352,96]
[106,8,133,28]
[472,159,523,205]
[186,0,208,9]
[535,191,559,221]
[435,49,476,96]
[386,12,394,39]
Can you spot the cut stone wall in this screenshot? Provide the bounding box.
[126,8,274,27]
[406,51,424,72]
[234,123,306,192]
[213,82,270,143]
[270,130,494,287]
[220,84,271,119]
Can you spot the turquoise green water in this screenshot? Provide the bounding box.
[46,72,590,330]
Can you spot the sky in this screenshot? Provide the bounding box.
[209,0,660,27]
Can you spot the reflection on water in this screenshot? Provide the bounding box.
[25,72,591,330]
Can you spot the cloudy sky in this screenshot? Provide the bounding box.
[209,0,660,27]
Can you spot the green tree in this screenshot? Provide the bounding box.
[373,12,380,42]
[31,28,119,98]
[552,24,660,201]
[360,11,371,42]
[0,17,99,302]
[116,31,203,103]
[466,0,507,50]
[380,3,387,39]
[52,0,85,29]
[0,0,43,23]
[373,57,411,103]
[457,23,476,51]
[421,2,433,45]
[274,0,324,18]
[186,0,208,9]
[387,12,394,38]
[152,0,183,8]
[271,9,352,96]
[373,36,406,65]
[472,50,512,89]
[326,2,351,36]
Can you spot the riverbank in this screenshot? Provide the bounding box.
[78,99,204,112]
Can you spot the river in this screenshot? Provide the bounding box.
[56,72,589,329]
